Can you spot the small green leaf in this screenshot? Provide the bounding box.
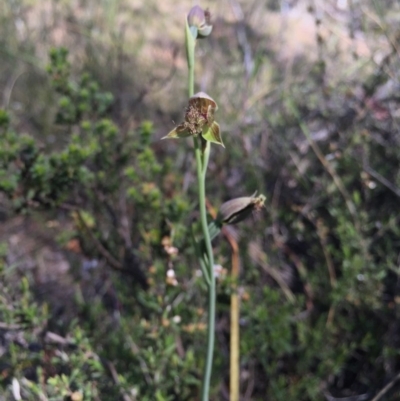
[162,124,191,140]
[201,121,224,147]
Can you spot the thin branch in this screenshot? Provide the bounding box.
[248,241,295,304]
[76,210,123,271]
[324,392,369,401]
[223,226,240,401]
[290,102,358,226]
[364,165,400,198]
[126,336,152,385]
[0,322,22,330]
[229,0,253,78]
[371,371,400,401]
[106,361,135,401]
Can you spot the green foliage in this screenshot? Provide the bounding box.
[0,48,206,401]
[0,264,112,400]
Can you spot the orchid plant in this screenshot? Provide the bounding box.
[162,6,265,400]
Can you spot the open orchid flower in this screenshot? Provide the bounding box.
[163,92,224,147]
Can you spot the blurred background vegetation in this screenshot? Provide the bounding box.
[1,0,400,400]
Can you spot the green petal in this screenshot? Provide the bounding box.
[201,121,224,147]
[189,26,198,39]
[162,124,191,140]
[198,25,213,38]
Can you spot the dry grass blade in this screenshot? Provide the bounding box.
[248,241,295,304]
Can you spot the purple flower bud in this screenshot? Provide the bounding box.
[187,6,213,39]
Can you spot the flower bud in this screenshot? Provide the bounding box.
[216,193,266,225]
[187,6,213,39]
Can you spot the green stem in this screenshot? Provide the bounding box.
[188,60,195,98]
[186,23,216,401]
[191,225,211,285]
[194,136,216,401]
[186,20,216,400]
[202,140,211,175]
